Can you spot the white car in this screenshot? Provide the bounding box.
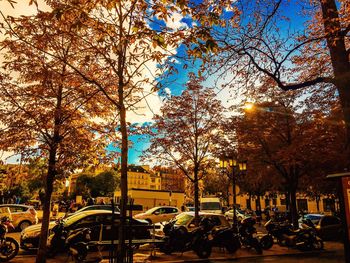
[134,206,179,224]
[224,209,247,221]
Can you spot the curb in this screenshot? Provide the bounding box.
[144,249,336,263]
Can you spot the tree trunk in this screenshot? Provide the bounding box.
[290,187,298,229]
[247,194,252,210]
[256,195,261,209]
[320,0,350,159]
[36,151,55,263]
[316,195,320,212]
[194,177,200,226]
[286,191,290,212]
[117,98,128,262]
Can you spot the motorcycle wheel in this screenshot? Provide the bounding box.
[251,238,263,254]
[0,237,19,262]
[72,242,88,261]
[225,243,239,254]
[160,241,173,255]
[260,235,274,250]
[312,238,324,250]
[195,240,212,259]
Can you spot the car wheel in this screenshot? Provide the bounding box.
[19,221,31,231]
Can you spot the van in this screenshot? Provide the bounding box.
[200,197,222,214]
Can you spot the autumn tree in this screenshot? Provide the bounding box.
[1,1,189,261]
[197,0,350,164]
[237,161,281,210]
[231,87,342,227]
[143,74,223,222]
[203,171,231,206]
[0,10,113,262]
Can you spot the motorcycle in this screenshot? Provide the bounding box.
[160,217,212,258]
[0,216,19,262]
[48,218,91,260]
[47,218,68,256]
[234,217,262,254]
[66,228,91,262]
[208,226,241,253]
[264,219,323,251]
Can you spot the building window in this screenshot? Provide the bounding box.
[323,198,335,212]
[297,199,308,212]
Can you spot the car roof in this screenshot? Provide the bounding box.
[153,206,178,209]
[304,214,324,218]
[78,209,118,215]
[0,204,33,209]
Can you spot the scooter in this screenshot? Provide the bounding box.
[161,218,212,258]
[264,219,323,251]
[0,216,18,262]
[48,218,91,260]
[66,228,91,262]
[234,217,262,254]
[208,226,241,253]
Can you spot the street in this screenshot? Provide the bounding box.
[215,253,345,263]
[6,229,345,263]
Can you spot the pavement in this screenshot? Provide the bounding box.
[6,241,344,263]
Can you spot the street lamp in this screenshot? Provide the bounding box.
[219,157,247,225]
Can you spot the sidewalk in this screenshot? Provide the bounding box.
[11,241,343,263]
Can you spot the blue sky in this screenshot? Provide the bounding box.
[0,0,312,165]
[127,0,311,165]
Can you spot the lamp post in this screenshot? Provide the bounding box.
[220,158,247,225]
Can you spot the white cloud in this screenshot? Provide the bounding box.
[164,87,171,96]
[166,12,188,31]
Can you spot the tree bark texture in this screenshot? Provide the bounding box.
[320,0,350,158]
[194,177,200,225]
[36,152,55,263]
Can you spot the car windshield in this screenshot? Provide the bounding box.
[201,202,221,210]
[305,215,323,223]
[174,214,194,226]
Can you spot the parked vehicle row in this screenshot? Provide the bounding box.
[12,205,338,261]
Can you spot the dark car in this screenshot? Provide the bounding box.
[315,215,342,241]
[20,210,149,250]
[300,214,342,241]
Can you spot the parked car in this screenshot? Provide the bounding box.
[20,210,150,250]
[0,206,12,221]
[301,214,342,241]
[134,206,179,224]
[224,209,248,221]
[0,204,37,231]
[65,205,119,217]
